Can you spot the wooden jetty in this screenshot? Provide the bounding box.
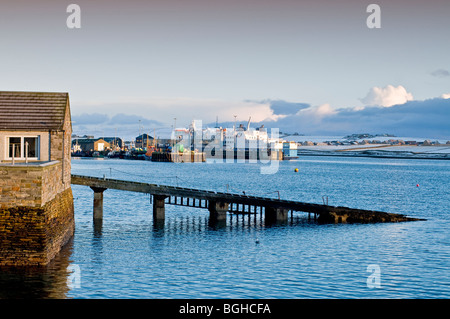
[71,174,424,224]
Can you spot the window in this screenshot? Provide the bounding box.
[7,136,39,160]
[9,137,21,158]
[24,137,38,157]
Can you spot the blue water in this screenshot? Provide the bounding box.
[1,156,449,298]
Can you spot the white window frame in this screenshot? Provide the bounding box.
[6,136,40,160]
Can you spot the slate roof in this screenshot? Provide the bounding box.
[0,91,70,130]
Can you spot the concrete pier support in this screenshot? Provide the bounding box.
[153,195,167,220]
[265,206,288,224]
[208,201,229,221]
[90,187,107,220]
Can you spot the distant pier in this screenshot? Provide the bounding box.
[71,175,424,225]
[149,149,283,162]
[151,151,205,162]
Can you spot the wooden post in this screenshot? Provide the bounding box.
[90,187,107,220]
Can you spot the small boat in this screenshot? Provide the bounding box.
[107,151,121,158]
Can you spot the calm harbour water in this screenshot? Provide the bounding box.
[1,156,449,299]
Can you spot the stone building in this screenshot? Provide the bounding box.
[0,91,74,266]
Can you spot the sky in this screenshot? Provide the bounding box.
[0,0,449,139]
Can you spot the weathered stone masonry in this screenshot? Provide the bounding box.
[0,162,74,267]
[0,162,65,208]
[0,187,74,267]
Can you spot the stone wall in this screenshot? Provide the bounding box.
[50,131,71,187]
[41,161,68,206]
[0,187,74,266]
[49,102,72,188]
[0,160,74,266]
[0,161,65,209]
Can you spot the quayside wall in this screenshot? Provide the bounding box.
[0,161,74,267]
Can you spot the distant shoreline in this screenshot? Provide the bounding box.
[72,153,450,161]
[296,152,450,160]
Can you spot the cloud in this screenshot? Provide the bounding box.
[72,113,108,125]
[252,97,450,139]
[256,99,310,115]
[108,113,162,126]
[431,69,450,78]
[71,97,285,139]
[72,113,161,127]
[71,94,450,140]
[360,85,414,107]
[296,103,337,120]
[73,97,280,126]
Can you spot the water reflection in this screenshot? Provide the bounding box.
[0,238,74,299]
[152,219,165,232]
[0,213,314,299]
[93,218,103,238]
[208,218,227,230]
[141,212,315,236]
[91,220,104,266]
[62,157,450,298]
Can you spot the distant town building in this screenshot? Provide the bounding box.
[135,133,154,148]
[98,137,123,148]
[72,138,110,152]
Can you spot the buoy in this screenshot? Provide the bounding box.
[416,184,420,187]
[294,168,299,172]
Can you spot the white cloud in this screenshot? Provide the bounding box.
[360,85,413,107]
[264,97,450,139]
[441,93,450,99]
[296,103,337,120]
